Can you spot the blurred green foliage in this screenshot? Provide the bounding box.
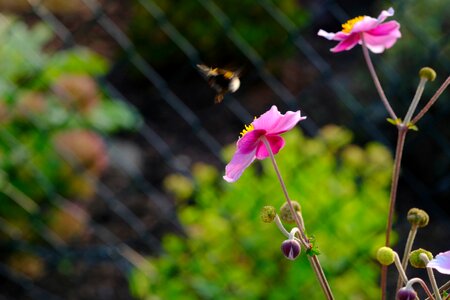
[129,0,310,67]
[0,16,141,277]
[129,125,394,299]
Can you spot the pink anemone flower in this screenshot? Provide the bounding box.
[318,7,401,53]
[427,250,450,275]
[224,105,306,183]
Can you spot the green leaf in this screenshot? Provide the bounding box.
[386,118,402,126]
[87,100,142,133]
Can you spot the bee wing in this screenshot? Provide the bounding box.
[196,64,211,74]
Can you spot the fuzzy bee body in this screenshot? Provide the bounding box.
[197,64,241,103]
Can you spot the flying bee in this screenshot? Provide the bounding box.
[197,64,241,103]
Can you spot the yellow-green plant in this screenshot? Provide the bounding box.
[129,126,392,299]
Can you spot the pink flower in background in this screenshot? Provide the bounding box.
[224,105,306,182]
[427,251,450,274]
[318,7,401,53]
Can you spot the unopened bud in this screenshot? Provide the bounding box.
[407,208,429,228]
[409,248,433,268]
[281,239,301,260]
[397,287,417,300]
[377,247,395,266]
[279,201,301,224]
[260,206,276,223]
[419,67,436,81]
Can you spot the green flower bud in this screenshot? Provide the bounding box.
[376,247,395,266]
[419,67,436,81]
[260,206,276,223]
[407,208,429,228]
[409,248,433,268]
[279,201,301,224]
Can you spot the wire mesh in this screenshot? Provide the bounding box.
[0,0,449,298]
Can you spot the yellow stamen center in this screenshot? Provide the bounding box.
[341,16,364,33]
[240,123,254,137]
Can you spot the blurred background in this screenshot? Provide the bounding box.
[0,0,449,299]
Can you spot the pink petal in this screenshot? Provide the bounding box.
[236,129,266,154]
[351,16,379,33]
[223,149,257,182]
[330,33,361,52]
[427,251,450,275]
[362,30,401,53]
[368,20,400,36]
[318,29,337,41]
[253,105,305,135]
[377,7,395,23]
[255,135,285,159]
[318,30,350,41]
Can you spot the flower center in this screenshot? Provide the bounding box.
[341,16,364,33]
[240,123,254,137]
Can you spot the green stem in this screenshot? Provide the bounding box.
[404,78,427,125]
[421,254,443,300]
[396,225,418,291]
[262,137,334,300]
[394,252,409,286]
[425,280,450,300]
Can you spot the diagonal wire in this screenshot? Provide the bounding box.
[0,16,159,252]
[25,1,193,175]
[11,5,185,235]
[194,0,321,135]
[0,262,63,300]
[20,4,186,235]
[1,128,158,274]
[316,0,450,217]
[78,0,224,159]
[136,0,252,123]
[321,0,450,157]
[258,0,389,144]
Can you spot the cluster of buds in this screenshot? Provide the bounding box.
[261,202,312,261]
[376,208,450,299]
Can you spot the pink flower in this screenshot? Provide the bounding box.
[318,7,401,53]
[427,250,450,275]
[224,105,306,182]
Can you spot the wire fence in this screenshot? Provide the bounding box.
[0,0,449,298]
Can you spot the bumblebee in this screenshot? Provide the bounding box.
[197,64,241,103]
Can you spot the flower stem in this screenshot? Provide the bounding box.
[396,224,418,291]
[421,254,443,300]
[412,75,450,125]
[381,125,408,300]
[393,252,409,285]
[361,36,398,121]
[404,78,427,125]
[274,214,305,245]
[407,278,436,300]
[262,137,335,300]
[425,280,450,300]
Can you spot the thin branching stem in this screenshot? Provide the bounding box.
[396,225,418,291]
[262,137,335,300]
[361,36,398,121]
[412,76,450,124]
[420,254,443,300]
